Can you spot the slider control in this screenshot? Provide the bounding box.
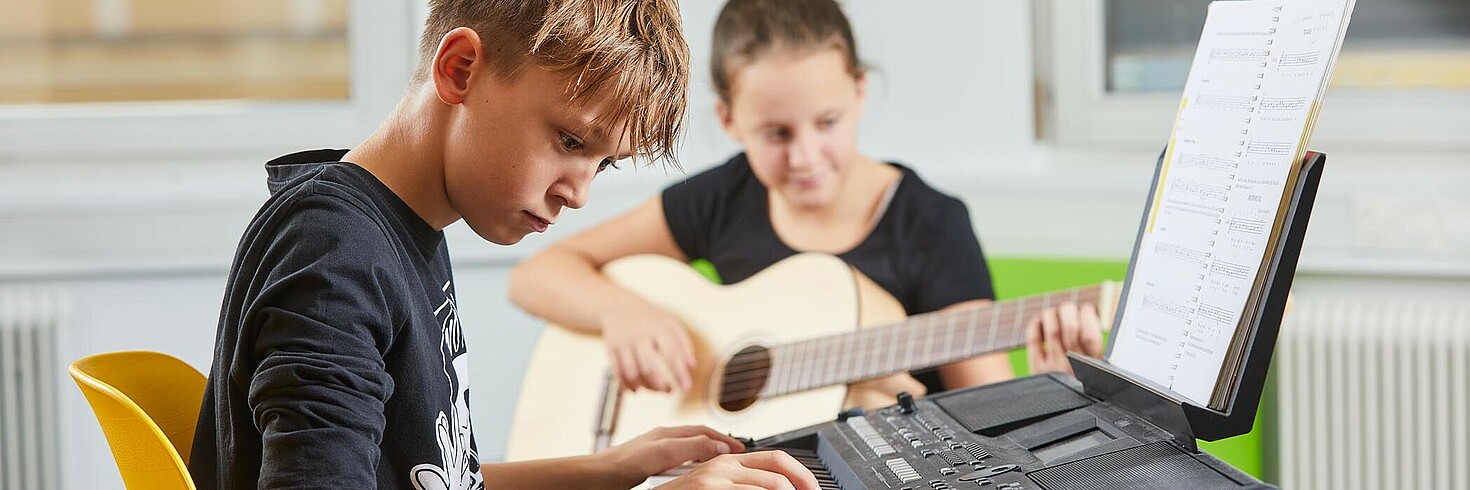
[897,391,917,414]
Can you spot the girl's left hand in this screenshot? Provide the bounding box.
[1025,302,1104,375]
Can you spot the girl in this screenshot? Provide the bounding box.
[509,0,1102,409]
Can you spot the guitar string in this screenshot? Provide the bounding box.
[717,326,1034,401]
[714,287,1101,398]
[712,286,1104,402]
[718,285,1112,401]
[717,286,1102,378]
[717,295,1087,382]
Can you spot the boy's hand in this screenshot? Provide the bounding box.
[598,425,744,485]
[1026,302,1105,375]
[661,451,820,490]
[600,301,696,392]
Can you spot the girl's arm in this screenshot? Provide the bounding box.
[507,196,698,392]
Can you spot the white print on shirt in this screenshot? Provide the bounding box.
[411,280,484,490]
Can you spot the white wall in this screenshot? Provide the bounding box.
[1,2,1466,489]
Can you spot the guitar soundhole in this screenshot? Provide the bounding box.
[718,345,771,413]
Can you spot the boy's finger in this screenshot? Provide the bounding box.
[734,451,819,490]
[662,425,744,453]
[661,434,736,464]
[727,469,797,490]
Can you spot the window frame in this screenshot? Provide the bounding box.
[1040,0,1470,151]
[0,2,417,161]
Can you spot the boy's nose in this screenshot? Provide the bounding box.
[553,177,590,210]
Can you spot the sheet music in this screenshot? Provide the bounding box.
[1109,0,1353,405]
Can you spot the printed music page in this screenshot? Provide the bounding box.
[1108,0,1354,406]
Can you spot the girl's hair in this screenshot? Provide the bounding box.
[710,0,864,104]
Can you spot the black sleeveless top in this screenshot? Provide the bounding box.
[661,153,996,393]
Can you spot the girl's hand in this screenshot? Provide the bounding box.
[600,301,697,392]
[844,373,927,410]
[1025,302,1105,375]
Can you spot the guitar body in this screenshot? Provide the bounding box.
[505,253,908,461]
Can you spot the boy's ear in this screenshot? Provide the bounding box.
[431,27,483,105]
[715,99,741,143]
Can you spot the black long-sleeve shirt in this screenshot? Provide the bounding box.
[190,150,483,489]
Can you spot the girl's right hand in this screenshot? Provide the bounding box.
[843,372,928,410]
[661,451,821,490]
[600,300,697,392]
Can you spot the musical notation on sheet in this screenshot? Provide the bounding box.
[1140,294,1195,323]
[1209,47,1271,64]
[1177,154,1239,173]
[1110,0,1351,405]
[1155,241,1212,267]
[1196,93,1258,111]
[1277,51,1321,67]
[1246,140,1294,156]
[1259,97,1307,110]
[1170,179,1232,202]
[1228,217,1269,235]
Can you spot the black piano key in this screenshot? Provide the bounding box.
[752,447,844,489]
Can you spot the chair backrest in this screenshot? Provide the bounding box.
[70,351,206,490]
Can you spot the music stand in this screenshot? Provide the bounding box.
[1069,150,1325,451]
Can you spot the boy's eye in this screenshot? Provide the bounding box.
[559,132,585,152]
[597,158,620,173]
[817,117,839,130]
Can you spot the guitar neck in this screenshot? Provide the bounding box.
[760,284,1105,398]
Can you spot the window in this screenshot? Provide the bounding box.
[1,0,349,105]
[1107,0,1470,93]
[0,1,416,159]
[1041,0,1470,150]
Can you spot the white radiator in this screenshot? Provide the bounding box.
[0,288,65,490]
[1277,297,1470,490]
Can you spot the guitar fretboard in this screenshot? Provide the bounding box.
[718,284,1104,403]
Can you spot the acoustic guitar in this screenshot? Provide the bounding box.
[506,253,1117,461]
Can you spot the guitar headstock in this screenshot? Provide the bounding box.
[1097,280,1123,333]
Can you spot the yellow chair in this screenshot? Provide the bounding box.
[70,351,206,490]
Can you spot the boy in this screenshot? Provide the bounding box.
[189,0,817,488]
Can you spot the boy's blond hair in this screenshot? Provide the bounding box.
[418,0,689,166]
